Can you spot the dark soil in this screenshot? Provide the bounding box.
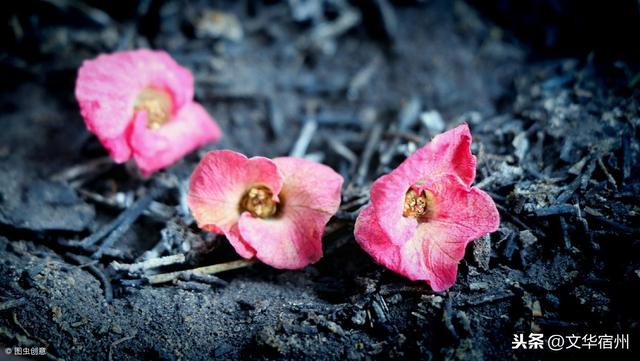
[1,1,639,360]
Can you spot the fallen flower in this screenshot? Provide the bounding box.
[75,49,222,175]
[187,150,343,269]
[354,124,499,291]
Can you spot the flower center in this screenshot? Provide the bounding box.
[403,188,433,219]
[134,87,173,130]
[240,185,277,218]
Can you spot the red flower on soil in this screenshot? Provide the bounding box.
[354,124,499,291]
[75,49,221,175]
[187,150,343,269]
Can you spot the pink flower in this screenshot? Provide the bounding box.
[354,124,499,291]
[187,150,343,269]
[75,49,222,175]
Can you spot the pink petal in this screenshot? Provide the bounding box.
[236,157,343,269]
[354,205,402,268]
[369,123,477,246]
[187,150,283,258]
[355,222,462,291]
[397,222,467,291]
[100,133,132,163]
[401,123,477,187]
[273,157,343,215]
[426,174,500,237]
[129,101,222,175]
[227,223,255,259]
[76,49,193,140]
[355,175,499,291]
[237,209,324,269]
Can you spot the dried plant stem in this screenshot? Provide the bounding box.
[90,185,166,258]
[146,259,256,284]
[50,156,113,182]
[110,254,186,273]
[0,298,26,311]
[108,334,136,361]
[597,157,618,190]
[66,253,113,303]
[290,120,318,157]
[355,123,383,185]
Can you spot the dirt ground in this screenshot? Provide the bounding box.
[1,1,639,360]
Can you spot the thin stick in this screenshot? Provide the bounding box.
[597,157,618,191]
[108,334,136,361]
[384,130,424,144]
[0,298,26,311]
[325,137,358,165]
[91,186,165,258]
[355,123,383,185]
[147,259,255,285]
[67,253,113,303]
[80,186,163,248]
[50,156,113,182]
[110,254,186,274]
[78,189,174,220]
[463,290,515,306]
[556,157,596,204]
[57,239,132,260]
[12,312,31,337]
[534,204,576,217]
[380,97,422,165]
[290,120,318,157]
[348,56,381,99]
[266,96,285,138]
[13,312,50,347]
[180,272,229,287]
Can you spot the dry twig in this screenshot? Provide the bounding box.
[146,259,256,284]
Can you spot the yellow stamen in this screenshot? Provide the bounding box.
[134,87,172,130]
[240,185,277,218]
[403,188,433,219]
